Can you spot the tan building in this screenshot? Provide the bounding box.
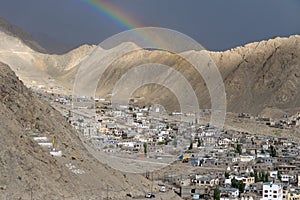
[241,177,255,186]
[196,177,219,187]
[287,189,300,200]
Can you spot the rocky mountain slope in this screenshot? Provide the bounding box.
[0,17,47,53]
[211,35,300,114]
[0,19,299,115]
[0,62,157,199]
[65,35,300,115]
[0,29,94,90]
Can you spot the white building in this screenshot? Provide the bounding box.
[269,171,278,179]
[281,174,290,182]
[262,182,283,200]
[240,155,255,162]
[219,187,239,198]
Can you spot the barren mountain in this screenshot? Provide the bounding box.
[65,35,300,116]
[0,20,299,115]
[0,29,94,91]
[0,62,159,199]
[0,17,47,53]
[211,35,300,114]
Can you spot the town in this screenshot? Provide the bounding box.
[34,89,300,200]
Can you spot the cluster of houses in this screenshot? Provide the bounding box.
[69,99,300,200]
[155,130,300,200]
[238,112,300,129]
[42,94,300,200]
[70,100,202,159]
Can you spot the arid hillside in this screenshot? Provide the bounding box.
[0,20,299,115]
[0,62,159,199]
[0,17,47,53]
[65,35,300,115]
[211,35,300,114]
[0,28,94,90]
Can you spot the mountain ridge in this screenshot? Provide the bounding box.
[0,17,47,53]
[0,21,299,115]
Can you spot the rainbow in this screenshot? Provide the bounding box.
[79,0,143,30]
[77,0,169,49]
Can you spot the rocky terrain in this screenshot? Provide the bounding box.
[211,35,300,114]
[0,62,163,199]
[0,17,46,53]
[0,25,95,90]
[1,19,299,117]
[66,35,300,116]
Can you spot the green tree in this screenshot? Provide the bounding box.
[270,145,277,157]
[278,171,282,181]
[231,177,238,188]
[254,171,259,183]
[231,178,245,194]
[133,113,137,118]
[214,186,220,200]
[238,181,245,193]
[197,139,201,147]
[264,172,269,182]
[143,143,147,155]
[188,141,193,150]
[236,144,242,155]
[225,172,230,179]
[260,172,265,182]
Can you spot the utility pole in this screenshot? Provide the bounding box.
[106,184,109,200]
[29,184,33,200]
[151,172,153,194]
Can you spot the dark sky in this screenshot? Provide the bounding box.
[0,0,300,53]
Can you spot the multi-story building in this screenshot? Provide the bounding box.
[262,182,283,200]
